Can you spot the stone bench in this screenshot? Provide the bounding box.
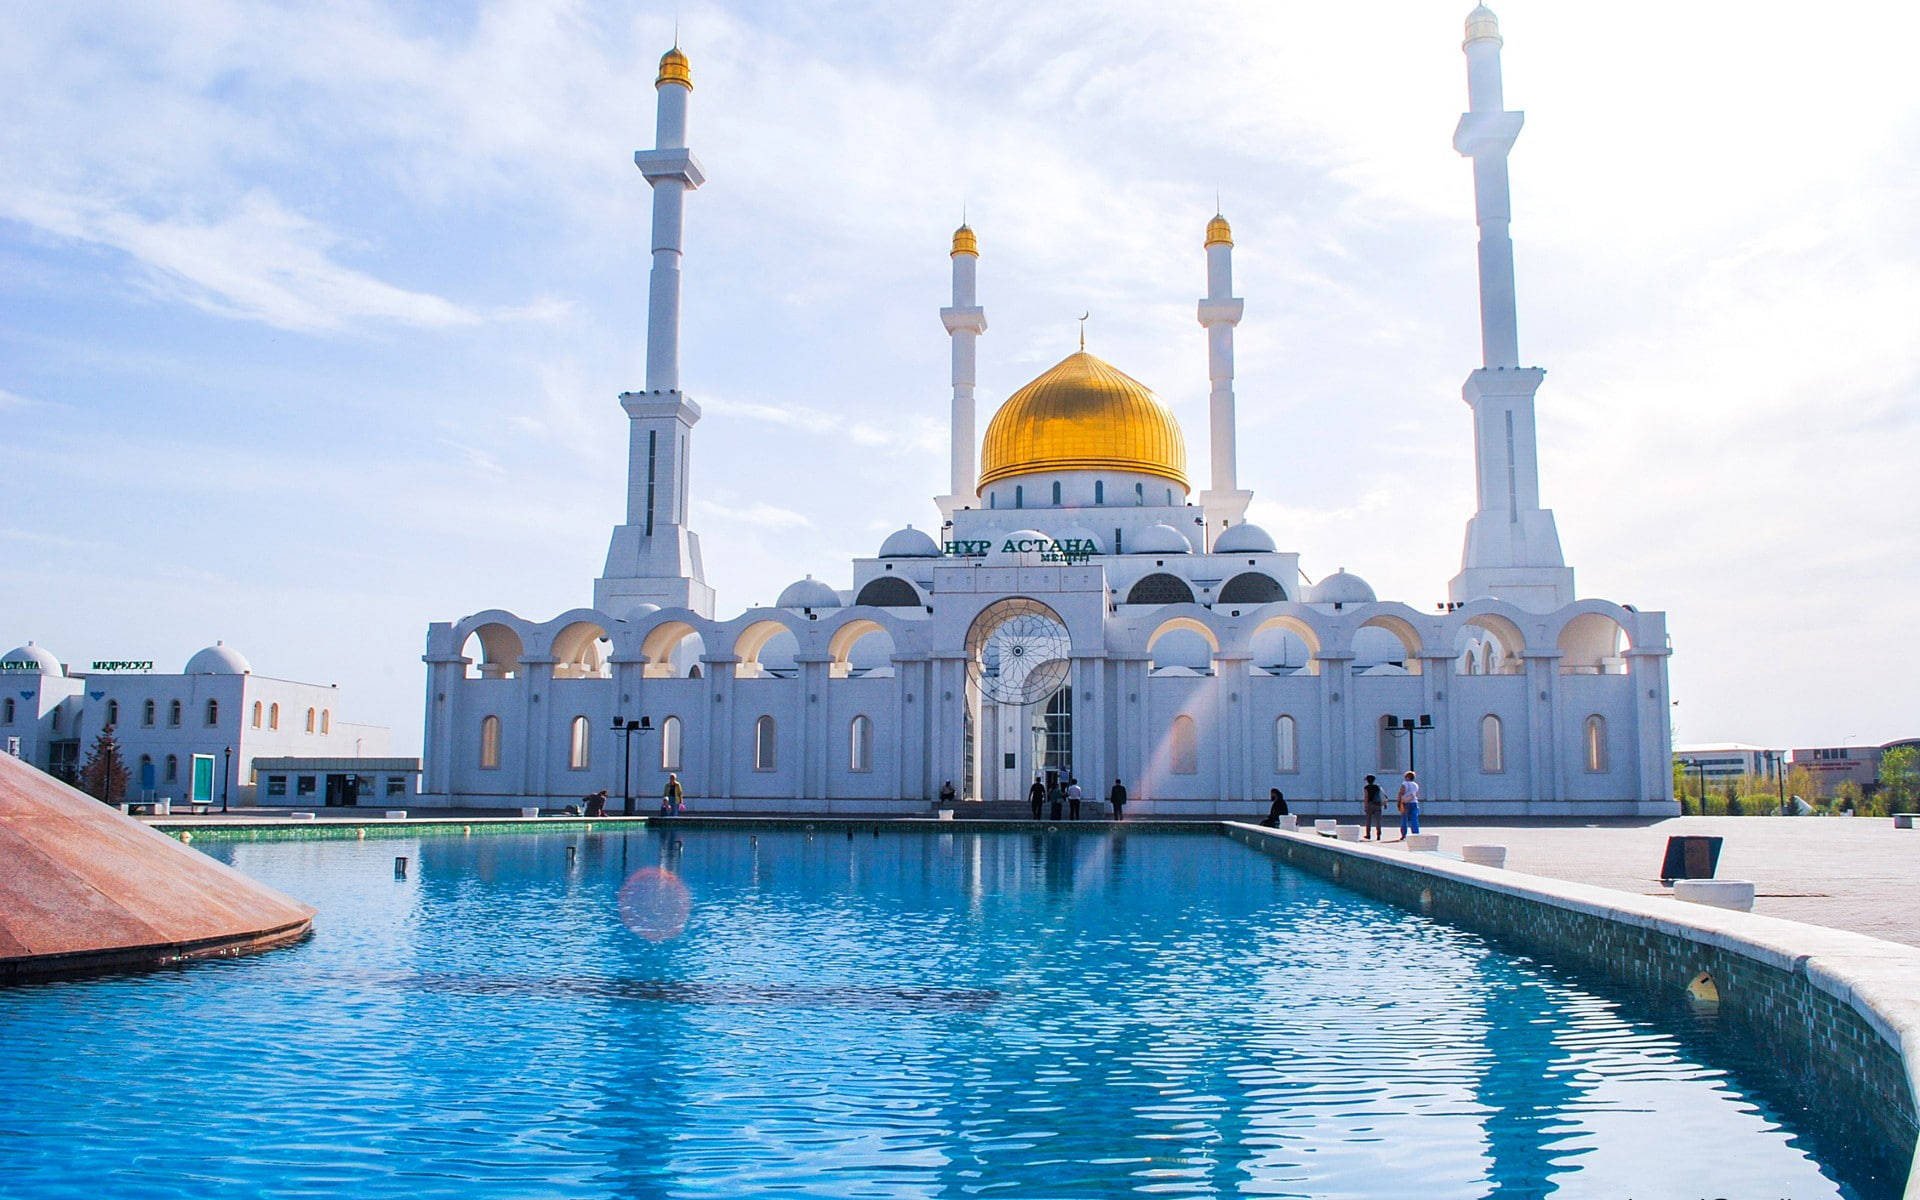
[520,807,541,819]
[1334,825,1363,842]
[290,812,316,821]
[384,810,408,820]
[1894,813,1917,829]
[1277,814,1298,830]
[1673,879,1756,912]
[1404,834,1440,852]
[1461,844,1507,868]
[1313,819,1337,834]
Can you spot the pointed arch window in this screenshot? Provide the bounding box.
[206,699,219,726]
[754,716,777,771]
[1584,715,1608,772]
[164,754,178,783]
[1051,481,1061,505]
[660,716,683,771]
[568,715,590,770]
[320,709,330,735]
[107,700,120,727]
[143,699,156,726]
[305,708,316,733]
[167,700,180,727]
[251,701,262,729]
[850,715,872,772]
[1481,715,1504,773]
[479,715,501,769]
[1014,485,1024,509]
[269,703,280,730]
[1274,715,1298,773]
[1170,715,1198,775]
[1095,480,1105,504]
[2,698,12,724]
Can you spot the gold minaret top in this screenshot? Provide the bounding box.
[1205,214,1233,248]
[951,225,978,257]
[657,46,692,89]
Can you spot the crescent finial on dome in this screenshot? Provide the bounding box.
[656,46,692,89]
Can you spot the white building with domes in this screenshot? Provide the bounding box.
[421,9,1676,818]
[1,640,396,804]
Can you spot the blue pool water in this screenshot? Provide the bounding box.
[0,828,1887,1198]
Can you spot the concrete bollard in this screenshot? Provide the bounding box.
[1404,834,1440,852]
[1673,879,1756,912]
[520,807,540,819]
[290,812,316,822]
[1335,825,1363,841]
[384,810,408,820]
[1278,814,1298,830]
[1461,844,1506,868]
[936,809,954,821]
[1313,819,1337,833]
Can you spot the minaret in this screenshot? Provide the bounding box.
[1197,213,1250,538]
[596,46,716,619]
[1448,6,1574,611]
[937,224,986,523]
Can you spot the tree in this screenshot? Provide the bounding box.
[1725,784,1743,817]
[79,725,129,805]
[1832,780,1865,815]
[1879,747,1917,814]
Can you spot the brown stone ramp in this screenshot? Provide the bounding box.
[0,755,314,982]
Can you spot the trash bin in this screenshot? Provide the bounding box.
[1659,835,1723,884]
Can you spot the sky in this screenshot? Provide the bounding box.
[4,0,1917,757]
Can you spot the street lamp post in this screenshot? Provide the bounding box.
[222,745,232,813]
[1384,714,1433,774]
[1694,761,1707,813]
[610,716,654,815]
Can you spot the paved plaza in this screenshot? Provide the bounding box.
[1413,815,1920,948]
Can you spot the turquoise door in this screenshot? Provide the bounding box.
[191,754,215,804]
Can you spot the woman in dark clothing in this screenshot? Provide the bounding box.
[1261,788,1288,827]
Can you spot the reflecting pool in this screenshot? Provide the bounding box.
[0,828,1888,1197]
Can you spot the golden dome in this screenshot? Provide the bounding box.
[951,224,978,257]
[978,351,1188,491]
[1205,213,1233,248]
[656,46,692,89]
[1463,5,1502,47]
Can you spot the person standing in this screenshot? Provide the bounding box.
[663,773,685,816]
[1047,778,1064,821]
[1362,775,1384,840]
[1108,778,1127,821]
[1066,777,1083,820]
[1029,775,1046,821]
[1396,770,1421,839]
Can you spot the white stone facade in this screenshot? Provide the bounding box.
[421,12,1676,819]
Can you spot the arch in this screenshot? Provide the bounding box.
[550,620,613,680]
[305,707,316,734]
[1358,614,1424,667]
[1127,573,1195,606]
[568,715,590,769]
[206,698,219,726]
[849,714,873,771]
[732,618,803,679]
[1559,612,1629,675]
[164,754,177,783]
[754,715,777,771]
[1584,715,1608,772]
[1146,616,1220,656]
[1218,572,1285,605]
[167,699,180,727]
[250,701,261,729]
[827,618,897,679]
[461,621,525,680]
[479,715,501,768]
[269,702,280,730]
[853,576,921,608]
[1170,715,1198,775]
[1458,612,1527,672]
[320,709,330,735]
[143,699,156,726]
[641,621,706,679]
[1248,613,1323,676]
[1275,715,1298,773]
[660,715,683,770]
[107,700,120,727]
[1481,714,1504,773]
[1051,480,1061,505]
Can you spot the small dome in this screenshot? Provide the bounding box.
[951,224,978,257]
[1464,4,1501,46]
[1205,213,1233,248]
[1213,522,1276,554]
[619,602,662,621]
[987,529,1053,565]
[1307,569,1375,606]
[1,641,61,675]
[879,525,942,558]
[1129,524,1193,555]
[185,641,252,675]
[656,46,692,89]
[776,576,842,610]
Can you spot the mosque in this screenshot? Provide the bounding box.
[421,8,1677,817]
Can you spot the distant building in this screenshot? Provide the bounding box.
[250,757,421,807]
[1787,740,1919,795]
[1673,744,1780,784]
[1,640,394,805]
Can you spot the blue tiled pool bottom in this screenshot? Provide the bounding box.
[0,829,1883,1198]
